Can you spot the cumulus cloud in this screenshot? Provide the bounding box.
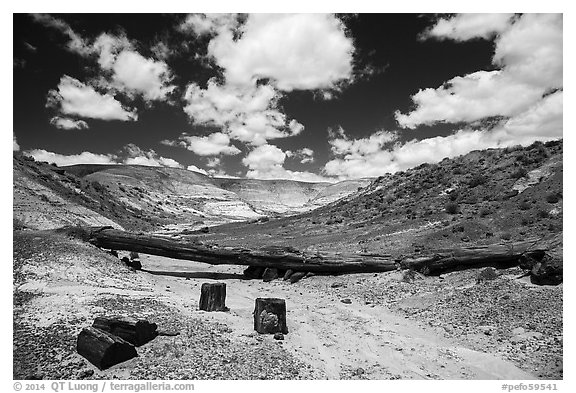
[286,147,315,164]
[207,13,354,91]
[178,13,241,36]
[174,132,241,156]
[46,75,138,121]
[325,92,562,179]
[186,165,208,175]
[243,144,332,183]
[49,116,89,130]
[206,157,221,168]
[423,13,515,41]
[31,14,91,55]
[34,16,176,104]
[24,149,116,166]
[396,14,562,129]
[13,134,20,151]
[22,144,185,169]
[122,143,183,168]
[105,46,176,102]
[183,79,301,145]
[328,127,398,156]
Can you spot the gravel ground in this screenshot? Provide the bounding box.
[13,229,562,380]
[13,230,317,380]
[296,268,563,379]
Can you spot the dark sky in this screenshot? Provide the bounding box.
[12,13,561,180]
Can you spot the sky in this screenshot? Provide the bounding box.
[12,13,563,182]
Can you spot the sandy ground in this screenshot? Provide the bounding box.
[139,254,534,380]
[15,230,560,380]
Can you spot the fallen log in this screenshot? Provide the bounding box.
[77,326,137,370]
[84,227,549,276]
[92,316,157,346]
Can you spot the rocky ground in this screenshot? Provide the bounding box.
[13,228,562,380]
[13,230,316,380]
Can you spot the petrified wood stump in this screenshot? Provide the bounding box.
[254,298,288,334]
[92,316,158,346]
[77,326,137,370]
[199,282,228,311]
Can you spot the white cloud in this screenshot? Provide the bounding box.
[49,116,89,130]
[288,119,305,135]
[397,14,562,129]
[183,79,301,145]
[13,134,20,151]
[23,144,185,169]
[329,128,398,155]
[186,165,209,175]
[31,14,91,55]
[286,147,315,163]
[24,149,116,166]
[91,33,176,102]
[177,132,241,156]
[395,71,543,128]
[206,157,221,168]
[34,16,176,104]
[46,75,137,121]
[325,92,562,180]
[493,14,562,90]
[178,13,240,36]
[122,143,183,168]
[208,13,354,91]
[424,13,515,41]
[151,40,174,60]
[108,50,176,102]
[243,144,332,183]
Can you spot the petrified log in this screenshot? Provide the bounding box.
[262,268,279,282]
[77,326,137,370]
[92,316,157,346]
[131,259,142,270]
[254,298,288,334]
[199,282,228,312]
[84,227,551,276]
[243,266,265,279]
[289,271,307,283]
[283,269,294,281]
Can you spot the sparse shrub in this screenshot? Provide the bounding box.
[401,269,422,283]
[548,223,562,232]
[479,208,491,217]
[445,202,459,214]
[519,201,531,210]
[448,190,459,202]
[537,209,550,219]
[546,192,562,204]
[476,267,499,283]
[511,167,528,179]
[468,173,488,188]
[13,217,28,230]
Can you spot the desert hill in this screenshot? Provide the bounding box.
[12,155,370,231]
[200,140,563,259]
